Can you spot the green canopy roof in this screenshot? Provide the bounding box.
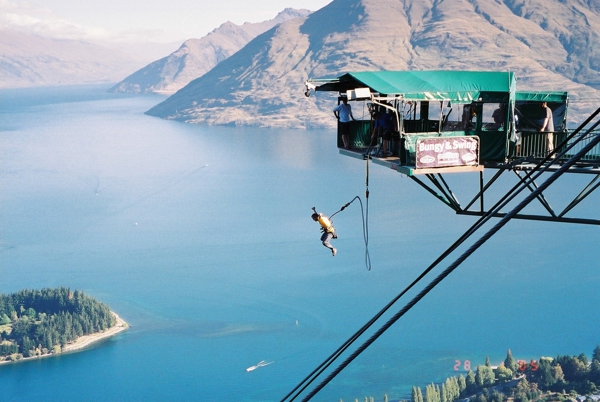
[310,70,516,102]
[516,91,568,102]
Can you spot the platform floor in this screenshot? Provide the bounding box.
[339,147,600,175]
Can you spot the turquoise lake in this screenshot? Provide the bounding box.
[0,85,598,401]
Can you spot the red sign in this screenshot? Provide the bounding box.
[416,136,479,169]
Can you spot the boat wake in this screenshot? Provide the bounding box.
[246,360,273,372]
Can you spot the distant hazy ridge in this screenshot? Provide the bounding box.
[0,30,154,88]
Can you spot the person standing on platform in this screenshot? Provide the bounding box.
[540,102,555,154]
[333,97,355,149]
[370,109,394,157]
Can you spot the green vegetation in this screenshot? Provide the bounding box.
[0,287,115,361]
[341,347,600,402]
[409,347,600,402]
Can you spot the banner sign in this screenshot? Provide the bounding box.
[416,136,479,169]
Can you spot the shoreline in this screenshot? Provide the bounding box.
[0,311,128,365]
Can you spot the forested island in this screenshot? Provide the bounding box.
[0,287,126,363]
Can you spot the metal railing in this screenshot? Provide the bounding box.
[515,130,600,162]
[563,129,600,162]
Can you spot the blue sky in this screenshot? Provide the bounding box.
[0,0,332,43]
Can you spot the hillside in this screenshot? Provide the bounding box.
[0,30,152,88]
[109,8,311,94]
[146,0,600,129]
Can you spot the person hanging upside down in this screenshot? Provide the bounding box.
[311,207,338,256]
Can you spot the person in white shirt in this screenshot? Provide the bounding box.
[333,97,355,149]
[540,102,555,153]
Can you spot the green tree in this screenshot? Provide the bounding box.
[589,359,600,385]
[487,389,505,402]
[575,380,598,395]
[504,349,518,373]
[425,384,440,402]
[495,363,513,383]
[513,378,541,402]
[513,390,528,402]
[458,374,467,395]
[444,377,459,402]
[25,308,36,320]
[472,393,487,402]
[552,364,565,385]
[593,345,600,363]
[556,355,589,382]
[413,387,424,402]
[530,357,555,389]
[466,370,477,394]
[0,313,10,325]
[485,356,491,367]
[476,365,495,387]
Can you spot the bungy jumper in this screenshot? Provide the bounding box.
[311,207,338,256]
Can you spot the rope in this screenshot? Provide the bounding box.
[329,195,371,271]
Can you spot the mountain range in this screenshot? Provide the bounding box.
[145,0,600,128]
[109,8,311,94]
[0,30,175,89]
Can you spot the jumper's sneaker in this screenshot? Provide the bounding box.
[332,248,337,256]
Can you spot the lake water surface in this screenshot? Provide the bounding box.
[0,86,598,401]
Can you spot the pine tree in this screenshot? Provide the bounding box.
[425,386,431,402]
[593,345,600,363]
[476,366,484,387]
[466,370,477,394]
[413,387,421,402]
[446,376,459,401]
[589,359,600,384]
[426,384,438,402]
[504,349,518,373]
[458,374,467,395]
